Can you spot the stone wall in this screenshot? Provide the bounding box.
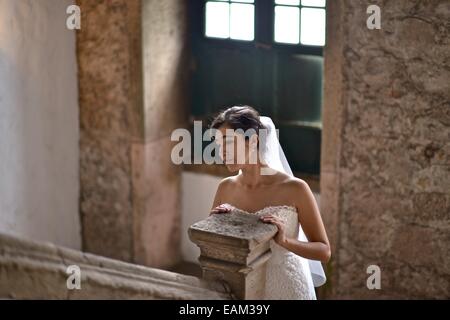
[321,0,450,298]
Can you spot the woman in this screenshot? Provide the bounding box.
[209,105,330,300]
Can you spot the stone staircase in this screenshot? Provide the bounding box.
[0,211,279,300]
[0,233,231,299]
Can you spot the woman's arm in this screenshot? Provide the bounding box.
[209,177,233,215]
[261,179,331,263]
[211,182,223,210]
[282,180,331,263]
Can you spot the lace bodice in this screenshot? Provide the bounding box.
[224,204,316,300]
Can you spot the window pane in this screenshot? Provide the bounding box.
[230,3,254,40]
[274,6,300,44]
[231,0,254,3]
[205,2,230,39]
[275,0,300,5]
[301,0,326,7]
[300,8,325,45]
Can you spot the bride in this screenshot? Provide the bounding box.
[209,105,330,300]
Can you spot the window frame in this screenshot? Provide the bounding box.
[201,0,325,56]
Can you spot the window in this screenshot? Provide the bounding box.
[205,0,255,41]
[274,0,326,46]
[204,0,326,49]
[194,0,326,175]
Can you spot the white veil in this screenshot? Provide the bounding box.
[258,116,327,288]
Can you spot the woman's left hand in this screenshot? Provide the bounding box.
[260,214,287,246]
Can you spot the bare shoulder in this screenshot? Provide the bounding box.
[213,175,239,208]
[217,175,239,191]
[282,175,311,195]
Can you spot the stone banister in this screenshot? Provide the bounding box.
[0,233,232,299]
[188,211,278,300]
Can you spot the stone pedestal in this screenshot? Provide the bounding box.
[188,212,277,300]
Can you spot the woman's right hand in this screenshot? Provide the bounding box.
[209,203,233,216]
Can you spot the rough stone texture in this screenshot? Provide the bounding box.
[321,0,450,298]
[77,0,142,263]
[77,0,190,268]
[189,213,277,299]
[0,233,231,300]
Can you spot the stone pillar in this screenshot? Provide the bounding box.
[188,212,278,300]
[77,0,143,263]
[320,0,450,298]
[318,0,344,298]
[77,0,190,268]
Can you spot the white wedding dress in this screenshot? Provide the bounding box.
[226,204,317,300]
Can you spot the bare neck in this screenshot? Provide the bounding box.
[239,162,275,188]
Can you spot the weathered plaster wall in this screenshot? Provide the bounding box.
[134,0,190,268]
[321,0,449,298]
[181,172,221,263]
[0,0,81,249]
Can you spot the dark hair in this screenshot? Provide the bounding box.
[210,106,265,137]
